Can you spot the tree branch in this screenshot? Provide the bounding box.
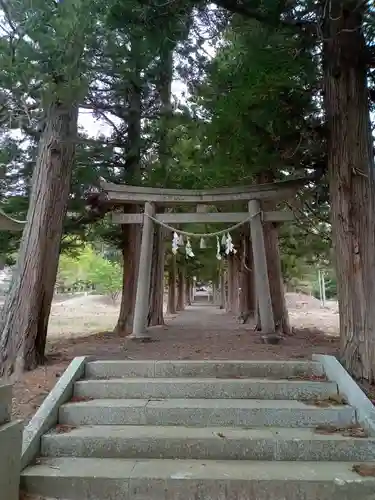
[213,0,317,31]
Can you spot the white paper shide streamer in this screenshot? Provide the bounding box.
[171,229,236,259]
[216,236,222,260]
[185,238,194,258]
[172,232,179,255]
[199,237,207,249]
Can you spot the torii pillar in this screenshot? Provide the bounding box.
[248,199,275,333]
[130,202,155,339]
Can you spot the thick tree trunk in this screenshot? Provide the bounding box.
[226,255,234,312]
[144,44,173,326]
[185,278,192,306]
[176,267,185,311]
[147,227,165,326]
[219,267,225,309]
[240,237,256,322]
[258,172,290,334]
[115,222,140,335]
[158,44,174,183]
[226,254,241,313]
[263,222,291,334]
[223,269,229,310]
[323,2,375,381]
[232,255,241,315]
[115,58,142,334]
[0,101,78,375]
[167,256,177,314]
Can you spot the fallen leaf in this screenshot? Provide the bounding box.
[70,395,93,403]
[287,374,327,381]
[300,393,347,407]
[352,464,375,477]
[54,424,77,434]
[315,425,339,435]
[342,425,369,438]
[314,424,368,438]
[328,393,348,405]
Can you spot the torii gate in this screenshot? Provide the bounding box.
[99,177,306,339]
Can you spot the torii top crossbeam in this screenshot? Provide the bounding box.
[99,176,308,205]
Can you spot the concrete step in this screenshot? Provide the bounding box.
[58,398,356,428]
[85,359,325,380]
[41,424,375,462]
[21,457,375,500]
[74,377,336,400]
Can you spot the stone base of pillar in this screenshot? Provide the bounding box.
[260,334,282,344]
[127,333,153,342]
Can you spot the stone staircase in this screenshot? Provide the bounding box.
[21,360,375,499]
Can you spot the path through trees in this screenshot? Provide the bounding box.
[98,177,307,339]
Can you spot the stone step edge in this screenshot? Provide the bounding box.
[41,423,375,441]
[58,398,356,428]
[21,457,375,482]
[60,398,350,409]
[85,359,325,379]
[73,378,337,400]
[76,377,333,384]
[40,424,375,461]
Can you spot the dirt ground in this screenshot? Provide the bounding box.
[10,292,342,423]
[47,292,339,339]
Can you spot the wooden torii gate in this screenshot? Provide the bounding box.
[99,177,306,339]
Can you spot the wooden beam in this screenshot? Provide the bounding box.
[111,210,294,225]
[100,177,308,204]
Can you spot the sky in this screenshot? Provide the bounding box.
[78,79,188,138]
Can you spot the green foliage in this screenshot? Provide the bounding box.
[87,258,122,301]
[312,272,337,300]
[176,14,330,277]
[193,17,318,182]
[57,245,122,300]
[0,0,332,291]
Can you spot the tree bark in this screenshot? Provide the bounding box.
[258,172,291,334]
[263,221,291,334]
[176,266,185,311]
[223,268,229,310]
[167,255,177,314]
[115,220,140,335]
[323,2,375,381]
[0,100,78,375]
[232,254,241,315]
[147,227,165,326]
[185,278,192,306]
[157,41,174,184]
[218,266,225,309]
[115,57,142,334]
[240,237,256,322]
[226,255,234,312]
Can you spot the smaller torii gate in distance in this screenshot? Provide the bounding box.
[99,177,306,339]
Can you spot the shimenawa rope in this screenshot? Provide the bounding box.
[144,211,260,238]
